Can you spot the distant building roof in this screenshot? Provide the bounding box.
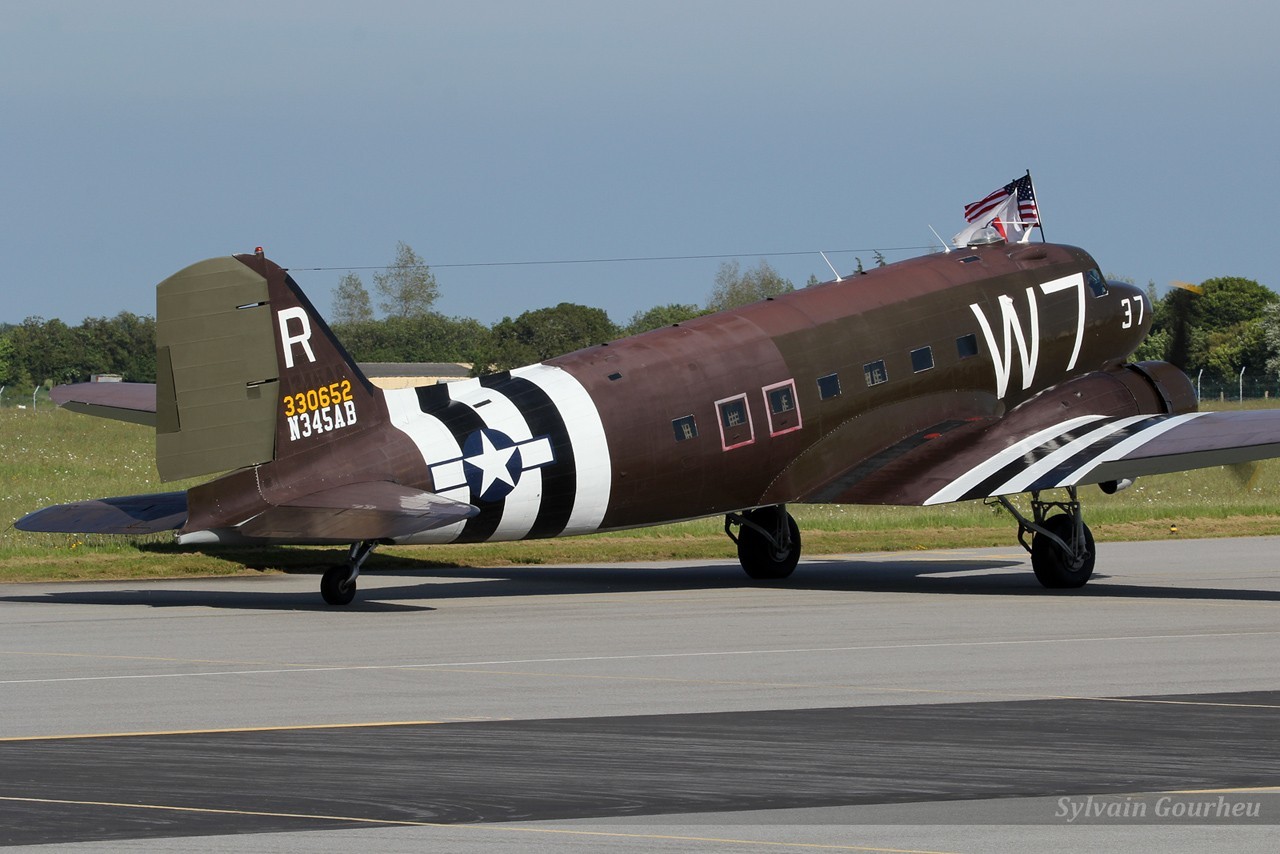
[357,362,472,389]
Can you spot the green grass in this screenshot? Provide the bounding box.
[3,402,1280,582]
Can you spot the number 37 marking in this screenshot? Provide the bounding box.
[1121,295,1144,329]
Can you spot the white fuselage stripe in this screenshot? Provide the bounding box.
[383,387,468,542]
[513,363,611,535]
[446,379,542,542]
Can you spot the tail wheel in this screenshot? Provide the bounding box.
[1030,513,1095,589]
[736,508,802,580]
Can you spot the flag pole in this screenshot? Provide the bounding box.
[1026,168,1046,243]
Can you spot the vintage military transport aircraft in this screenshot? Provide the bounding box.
[18,241,1280,604]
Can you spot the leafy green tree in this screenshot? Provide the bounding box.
[477,303,618,373]
[1185,277,1276,379]
[705,259,794,312]
[624,303,706,335]
[335,314,490,365]
[77,312,156,381]
[1134,277,1277,380]
[7,317,84,386]
[0,333,14,386]
[374,241,439,317]
[1203,318,1269,381]
[332,272,374,324]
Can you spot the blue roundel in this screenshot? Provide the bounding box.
[461,428,524,502]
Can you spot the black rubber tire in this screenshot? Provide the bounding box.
[737,509,802,580]
[1031,513,1095,589]
[320,566,357,606]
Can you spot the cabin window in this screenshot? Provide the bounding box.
[715,394,755,450]
[910,346,934,373]
[863,360,888,387]
[1087,268,1108,297]
[817,372,841,400]
[762,379,802,437]
[956,333,979,359]
[672,415,697,442]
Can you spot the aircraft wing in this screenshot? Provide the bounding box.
[235,481,479,541]
[15,491,187,534]
[51,382,158,426]
[921,409,1280,504]
[921,410,1280,505]
[801,410,1280,507]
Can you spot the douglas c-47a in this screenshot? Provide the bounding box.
[19,239,1280,604]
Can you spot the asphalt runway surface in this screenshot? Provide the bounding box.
[1,536,1278,852]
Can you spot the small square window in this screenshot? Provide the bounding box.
[864,360,888,387]
[956,333,979,359]
[910,346,934,373]
[672,415,697,442]
[768,386,795,414]
[762,379,802,437]
[720,399,748,428]
[817,373,841,400]
[715,394,755,450]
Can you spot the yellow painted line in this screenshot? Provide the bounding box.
[0,719,445,743]
[382,667,1280,710]
[1041,696,1280,710]
[0,796,961,853]
[7,684,1271,743]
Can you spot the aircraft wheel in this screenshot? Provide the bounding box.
[737,509,801,580]
[1031,513,1094,589]
[320,565,357,606]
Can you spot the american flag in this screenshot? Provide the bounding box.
[963,175,1039,225]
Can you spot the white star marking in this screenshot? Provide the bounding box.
[465,430,518,497]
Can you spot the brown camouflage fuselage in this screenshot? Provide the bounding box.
[176,241,1189,546]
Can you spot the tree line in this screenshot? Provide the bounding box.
[2,242,1275,400]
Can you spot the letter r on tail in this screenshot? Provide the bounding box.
[277,306,316,369]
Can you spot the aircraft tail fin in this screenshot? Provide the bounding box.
[155,252,383,482]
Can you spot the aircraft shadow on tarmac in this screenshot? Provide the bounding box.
[2,549,1279,611]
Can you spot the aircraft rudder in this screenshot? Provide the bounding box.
[153,252,384,481]
[235,252,386,464]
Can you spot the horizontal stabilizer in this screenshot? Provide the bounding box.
[51,383,158,426]
[236,481,478,541]
[15,492,187,534]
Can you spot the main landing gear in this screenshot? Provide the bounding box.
[320,540,378,606]
[726,505,802,580]
[992,487,1095,589]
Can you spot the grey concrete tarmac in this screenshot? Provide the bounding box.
[1,535,1278,851]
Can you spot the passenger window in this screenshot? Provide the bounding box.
[762,379,802,436]
[715,394,755,450]
[910,346,934,373]
[817,372,841,400]
[672,415,697,442]
[956,333,979,359]
[863,360,888,387]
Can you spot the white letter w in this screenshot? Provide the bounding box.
[970,287,1040,400]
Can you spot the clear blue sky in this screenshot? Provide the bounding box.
[3,1,1276,328]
